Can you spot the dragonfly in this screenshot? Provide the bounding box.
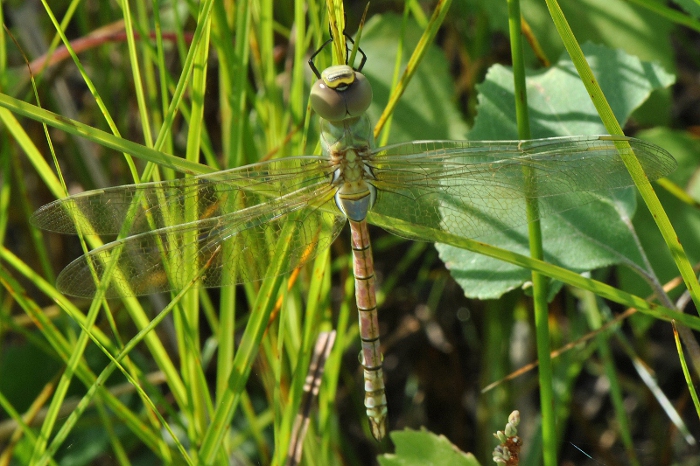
[31,39,677,441]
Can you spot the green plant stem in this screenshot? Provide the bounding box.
[371,216,700,331]
[508,3,530,141]
[508,0,556,464]
[211,6,246,447]
[542,0,700,316]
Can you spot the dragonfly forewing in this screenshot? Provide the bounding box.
[55,186,344,297]
[36,158,346,298]
[367,136,676,242]
[30,157,335,236]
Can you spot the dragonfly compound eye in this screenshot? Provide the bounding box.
[311,65,372,122]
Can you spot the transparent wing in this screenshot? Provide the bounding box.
[367,136,677,240]
[31,156,345,298]
[31,157,335,236]
[54,182,345,298]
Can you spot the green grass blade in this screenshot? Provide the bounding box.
[373,0,453,139]
[616,331,697,444]
[39,0,140,181]
[673,321,700,424]
[0,259,166,460]
[36,251,221,466]
[542,0,700,315]
[0,93,212,175]
[179,7,212,439]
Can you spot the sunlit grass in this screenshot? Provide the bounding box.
[0,0,698,465]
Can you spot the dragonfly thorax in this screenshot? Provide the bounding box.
[331,147,377,222]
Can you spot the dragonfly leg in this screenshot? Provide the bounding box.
[350,220,388,441]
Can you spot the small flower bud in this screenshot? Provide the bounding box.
[494,430,507,443]
[508,410,520,426]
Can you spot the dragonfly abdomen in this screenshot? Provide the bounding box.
[350,219,388,440]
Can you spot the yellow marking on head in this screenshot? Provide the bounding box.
[322,65,356,89]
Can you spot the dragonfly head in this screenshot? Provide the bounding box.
[311,64,372,122]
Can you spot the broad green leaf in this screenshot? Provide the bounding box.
[437,43,675,299]
[377,428,481,466]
